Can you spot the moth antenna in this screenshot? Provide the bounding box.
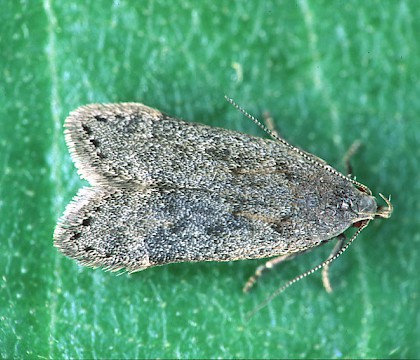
[246,220,371,320]
[224,96,285,143]
[224,96,371,195]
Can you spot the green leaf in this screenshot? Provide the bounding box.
[1,0,418,358]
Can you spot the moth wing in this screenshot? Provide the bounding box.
[54,187,311,272]
[64,103,305,191]
[64,103,163,187]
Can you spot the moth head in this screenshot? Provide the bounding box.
[350,190,393,224]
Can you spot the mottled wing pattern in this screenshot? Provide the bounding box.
[55,103,376,271]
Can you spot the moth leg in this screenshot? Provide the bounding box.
[321,233,347,293]
[244,233,347,294]
[262,111,281,138]
[243,250,309,293]
[342,140,362,177]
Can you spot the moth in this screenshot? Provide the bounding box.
[54,100,392,300]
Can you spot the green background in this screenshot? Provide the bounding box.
[1,0,419,358]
